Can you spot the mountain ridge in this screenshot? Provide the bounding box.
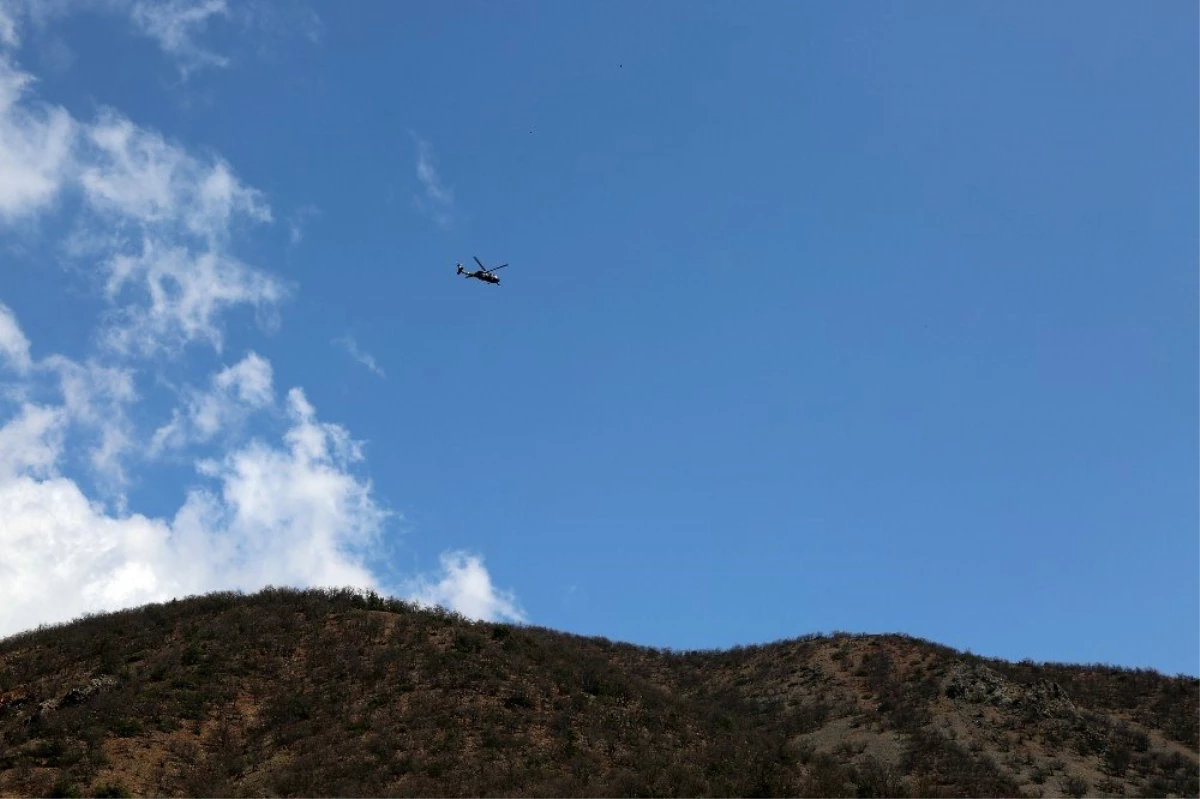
[1,587,1195,797]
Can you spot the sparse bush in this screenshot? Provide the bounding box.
[91,783,131,798]
[47,779,81,798]
[1062,773,1088,797]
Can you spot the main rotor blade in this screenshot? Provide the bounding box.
[485,264,508,273]
[473,256,485,269]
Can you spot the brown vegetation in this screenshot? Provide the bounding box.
[0,587,1195,797]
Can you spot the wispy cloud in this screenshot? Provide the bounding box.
[0,4,18,48]
[127,0,231,78]
[73,107,287,356]
[0,300,32,373]
[0,0,324,80]
[0,56,76,223]
[0,52,287,358]
[150,351,274,455]
[287,203,320,245]
[244,1,324,46]
[41,354,138,493]
[416,140,452,205]
[411,134,454,228]
[333,335,385,378]
[36,35,75,76]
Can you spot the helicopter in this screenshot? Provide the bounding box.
[456,256,508,285]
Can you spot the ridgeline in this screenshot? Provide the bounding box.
[0,588,1195,797]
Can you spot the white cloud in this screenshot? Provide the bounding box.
[151,351,273,453]
[0,385,389,638]
[187,387,387,586]
[212,350,272,407]
[0,403,66,480]
[0,367,526,635]
[0,328,526,639]
[406,551,527,623]
[0,300,32,372]
[0,55,76,222]
[0,475,175,626]
[333,335,385,378]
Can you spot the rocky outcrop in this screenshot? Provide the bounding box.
[0,690,30,716]
[943,662,1075,717]
[61,675,117,706]
[17,675,118,724]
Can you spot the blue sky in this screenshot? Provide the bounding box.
[0,1,1195,676]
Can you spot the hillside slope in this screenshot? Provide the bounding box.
[0,588,1195,797]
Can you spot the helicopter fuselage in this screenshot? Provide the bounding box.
[457,259,504,284]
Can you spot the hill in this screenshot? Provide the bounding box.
[0,588,1195,797]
